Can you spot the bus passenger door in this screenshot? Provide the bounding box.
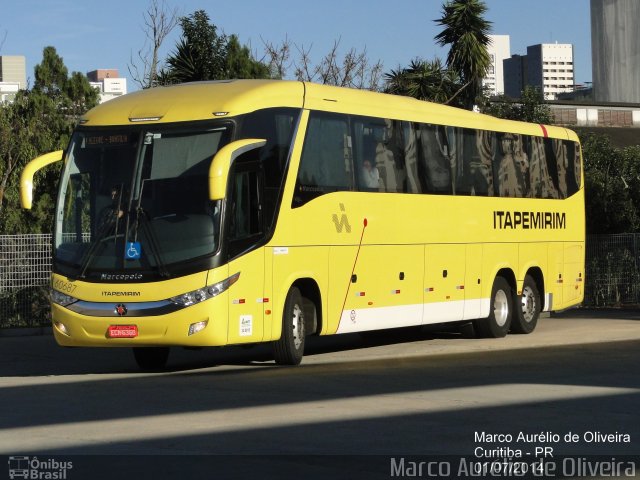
[226,163,265,344]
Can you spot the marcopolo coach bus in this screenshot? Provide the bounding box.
[21,80,584,369]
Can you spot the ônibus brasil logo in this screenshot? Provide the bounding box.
[8,456,73,479]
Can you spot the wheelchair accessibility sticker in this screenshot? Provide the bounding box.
[125,242,141,260]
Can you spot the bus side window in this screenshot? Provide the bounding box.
[544,137,561,199]
[294,112,352,206]
[374,120,406,193]
[565,141,581,197]
[227,161,263,259]
[237,108,298,231]
[416,123,452,194]
[403,121,421,193]
[553,138,569,198]
[469,129,495,196]
[495,132,530,198]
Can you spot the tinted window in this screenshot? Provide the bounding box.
[292,110,581,205]
[294,112,352,206]
[238,108,298,232]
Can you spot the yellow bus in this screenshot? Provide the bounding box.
[21,80,584,369]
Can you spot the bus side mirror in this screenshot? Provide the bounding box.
[209,139,266,200]
[20,150,64,209]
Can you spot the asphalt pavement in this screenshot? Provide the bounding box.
[0,308,638,479]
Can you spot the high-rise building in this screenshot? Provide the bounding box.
[503,54,527,99]
[483,35,510,96]
[591,0,640,103]
[0,55,27,102]
[502,44,574,100]
[527,43,574,100]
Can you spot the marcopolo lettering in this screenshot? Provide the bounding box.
[100,273,144,281]
[493,211,566,230]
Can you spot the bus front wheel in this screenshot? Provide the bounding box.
[476,277,512,338]
[273,286,306,366]
[133,347,170,370]
[511,275,540,334]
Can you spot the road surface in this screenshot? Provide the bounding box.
[0,309,638,479]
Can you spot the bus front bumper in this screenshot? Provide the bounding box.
[51,299,229,348]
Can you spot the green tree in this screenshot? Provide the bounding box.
[33,46,98,122]
[225,34,270,79]
[580,133,640,234]
[480,86,553,124]
[434,0,492,110]
[34,46,69,97]
[0,47,98,234]
[160,10,270,84]
[0,91,59,233]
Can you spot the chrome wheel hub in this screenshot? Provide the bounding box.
[494,289,509,327]
[521,286,537,323]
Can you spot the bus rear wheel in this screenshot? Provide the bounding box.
[133,347,170,370]
[511,275,540,334]
[476,276,512,338]
[273,286,306,366]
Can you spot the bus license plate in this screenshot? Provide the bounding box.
[108,325,138,338]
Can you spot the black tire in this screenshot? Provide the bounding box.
[476,276,512,338]
[133,347,170,370]
[273,287,306,365]
[511,274,541,334]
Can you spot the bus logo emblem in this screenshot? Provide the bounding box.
[114,304,128,316]
[332,203,352,233]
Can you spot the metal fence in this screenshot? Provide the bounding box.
[1,233,640,328]
[0,234,52,328]
[584,233,640,306]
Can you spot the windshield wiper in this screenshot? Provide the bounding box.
[134,206,170,278]
[77,188,125,279]
[130,180,169,278]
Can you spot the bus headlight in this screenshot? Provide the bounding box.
[51,289,78,307]
[170,272,240,307]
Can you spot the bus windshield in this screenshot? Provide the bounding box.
[54,124,231,279]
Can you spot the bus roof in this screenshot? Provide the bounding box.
[81,80,305,126]
[80,79,577,141]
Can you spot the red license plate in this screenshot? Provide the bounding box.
[108,325,138,338]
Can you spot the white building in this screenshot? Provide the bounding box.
[503,43,574,100]
[87,69,127,103]
[0,55,27,103]
[527,43,575,100]
[483,35,510,96]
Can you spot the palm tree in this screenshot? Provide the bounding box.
[434,0,492,110]
[384,58,462,105]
